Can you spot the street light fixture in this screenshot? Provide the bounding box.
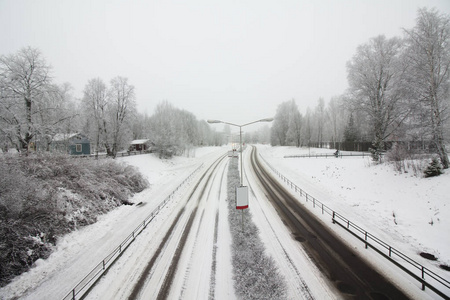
[207,118,273,188]
[208,117,273,230]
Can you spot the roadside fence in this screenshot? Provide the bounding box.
[62,163,204,300]
[258,154,450,300]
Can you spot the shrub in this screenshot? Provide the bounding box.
[424,157,443,178]
[386,143,409,173]
[0,153,148,287]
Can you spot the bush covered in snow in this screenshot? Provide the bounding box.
[0,153,148,287]
[227,158,287,299]
[424,157,443,178]
[385,143,431,176]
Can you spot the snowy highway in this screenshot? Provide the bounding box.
[2,146,445,300]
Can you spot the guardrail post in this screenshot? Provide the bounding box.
[103,260,105,270]
[72,289,75,300]
[321,203,324,214]
[332,211,335,223]
[389,246,391,257]
[313,198,315,208]
[422,267,425,290]
[365,232,368,249]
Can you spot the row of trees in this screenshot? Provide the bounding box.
[0,48,224,157]
[271,8,450,168]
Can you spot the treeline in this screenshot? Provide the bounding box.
[271,8,450,168]
[0,50,224,158]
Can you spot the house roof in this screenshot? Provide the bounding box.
[52,133,89,143]
[53,133,80,142]
[131,139,150,145]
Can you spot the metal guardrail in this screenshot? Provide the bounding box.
[259,154,450,299]
[284,152,371,159]
[62,163,204,300]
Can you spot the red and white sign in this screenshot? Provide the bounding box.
[236,186,248,209]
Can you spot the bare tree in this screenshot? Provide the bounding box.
[403,8,450,168]
[109,76,136,157]
[82,78,110,156]
[0,47,52,152]
[327,96,346,148]
[286,101,303,147]
[315,97,325,147]
[303,107,312,147]
[346,35,408,161]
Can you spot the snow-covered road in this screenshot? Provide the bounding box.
[87,151,233,299]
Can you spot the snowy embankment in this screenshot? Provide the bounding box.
[257,145,450,296]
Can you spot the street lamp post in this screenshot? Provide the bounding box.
[207,118,273,189]
[208,118,273,231]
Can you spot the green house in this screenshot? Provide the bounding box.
[51,133,91,155]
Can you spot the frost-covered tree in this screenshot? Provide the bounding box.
[82,78,110,156]
[303,107,313,147]
[0,47,53,152]
[148,100,209,157]
[347,35,408,161]
[34,82,79,151]
[108,76,136,157]
[286,106,303,147]
[271,99,300,146]
[315,97,326,147]
[343,113,360,142]
[403,8,450,168]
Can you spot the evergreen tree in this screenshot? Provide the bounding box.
[343,113,359,142]
[424,157,443,178]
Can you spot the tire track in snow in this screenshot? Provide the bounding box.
[178,158,228,299]
[208,162,227,300]
[127,154,226,299]
[155,155,227,299]
[245,167,314,299]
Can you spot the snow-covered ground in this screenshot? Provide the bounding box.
[0,145,448,300]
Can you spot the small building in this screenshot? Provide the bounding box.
[129,139,154,152]
[51,133,91,155]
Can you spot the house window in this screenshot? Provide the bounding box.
[76,144,82,152]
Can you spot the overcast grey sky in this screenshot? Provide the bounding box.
[1,0,449,126]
